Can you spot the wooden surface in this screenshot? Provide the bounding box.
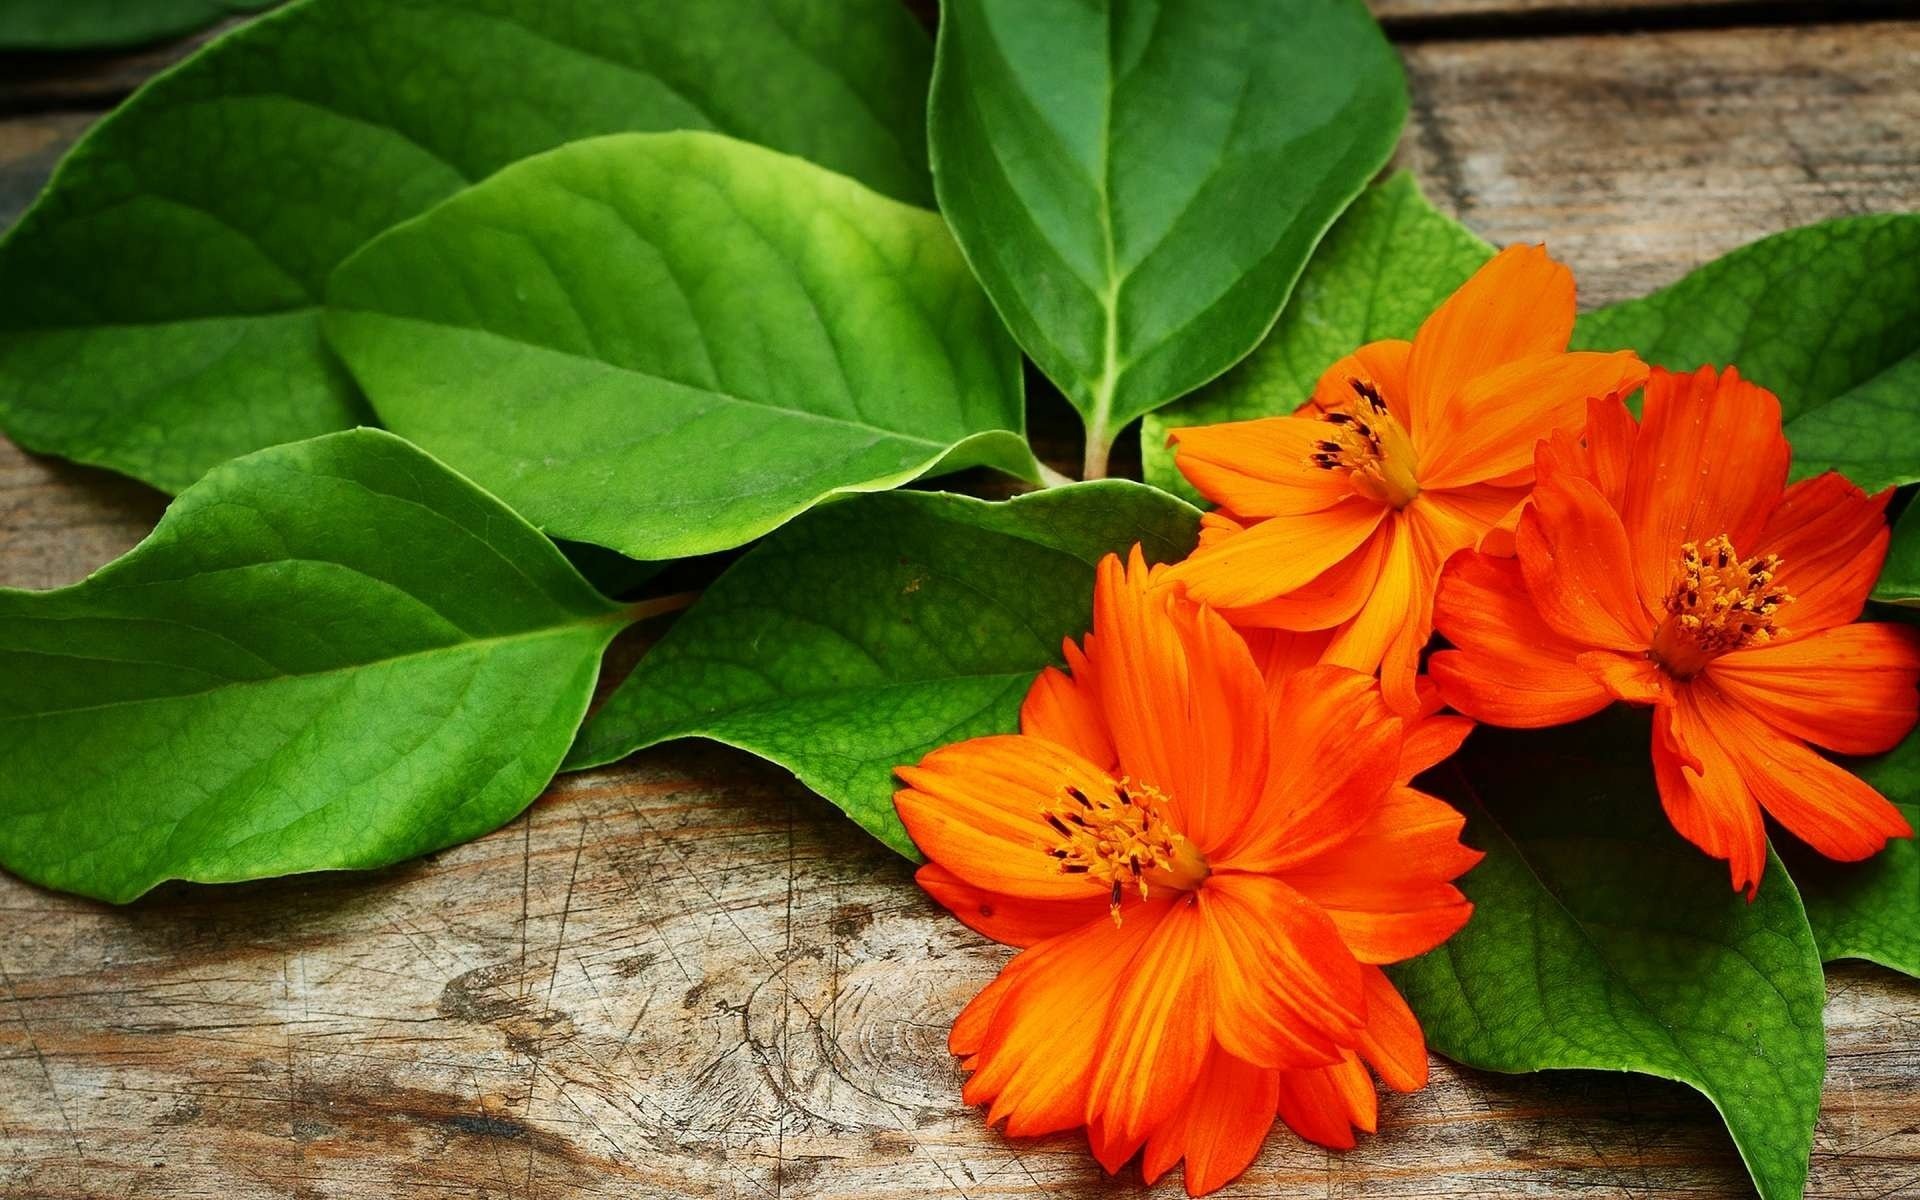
[4,4,1920,1198]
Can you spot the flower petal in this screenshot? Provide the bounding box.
[1140,1048,1281,1198]
[1622,365,1791,618]
[1418,350,1647,491]
[1280,785,1480,964]
[1357,965,1429,1092]
[1321,513,1421,709]
[1215,529,1388,632]
[1087,900,1216,1144]
[1020,634,1116,770]
[1400,713,1474,782]
[1200,872,1367,1069]
[1164,501,1389,611]
[1577,650,1673,707]
[1405,244,1575,444]
[1690,679,1913,864]
[1708,623,1920,755]
[1515,460,1652,651]
[1754,472,1894,634]
[1273,1052,1375,1151]
[1652,688,1768,897]
[1308,339,1416,430]
[916,863,1109,948]
[1430,552,1614,727]
[895,734,1118,901]
[1170,415,1358,517]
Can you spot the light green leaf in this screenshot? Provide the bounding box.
[928,0,1406,476]
[1872,504,1920,606]
[567,482,1199,855]
[1786,730,1920,976]
[1391,713,1826,1200]
[326,131,1033,561]
[0,0,934,493]
[0,0,276,50]
[0,429,632,904]
[1140,172,1491,499]
[1573,214,1920,492]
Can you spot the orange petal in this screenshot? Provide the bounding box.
[1307,339,1416,430]
[1430,552,1614,727]
[1171,415,1359,517]
[1020,634,1118,771]
[1418,350,1647,491]
[1754,473,1894,634]
[1405,245,1575,444]
[1244,627,1338,705]
[1707,623,1920,756]
[1140,1048,1281,1197]
[1514,463,1651,651]
[1280,785,1480,964]
[1577,650,1673,707]
[1691,679,1913,864]
[1219,666,1403,872]
[1621,365,1791,618]
[1357,966,1429,1092]
[916,863,1109,948]
[1215,530,1388,631]
[1273,1052,1375,1151]
[1092,549,1272,849]
[965,898,1172,1136]
[895,734,1119,901]
[1652,688,1768,897]
[1320,514,1421,707]
[1199,872,1367,1070]
[1400,713,1474,782]
[1165,500,1389,612]
[1086,1115,1147,1177]
[1086,901,1216,1144]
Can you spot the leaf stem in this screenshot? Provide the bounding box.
[620,591,699,624]
[1035,461,1076,489]
[1081,430,1111,481]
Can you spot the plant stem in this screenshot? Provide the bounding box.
[1081,432,1111,481]
[621,591,699,624]
[1035,461,1076,489]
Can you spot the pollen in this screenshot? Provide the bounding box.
[1307,377,1421,509]
[1648,535,1793,678]
[1042,779,1209,923]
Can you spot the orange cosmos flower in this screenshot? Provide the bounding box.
[895,548,1480,1195]
[1161,245,1648,714]
[1431,364,1920,896]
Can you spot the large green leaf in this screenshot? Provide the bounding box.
[1140,172,1491,499]
[0,0,276,50]
[1872,505,1920,606]
[0,429,632,904]
[1391,714,1826,1200]
[326,131,1034,561]
[1573,214,1920,492]
[1786,732,1920,977]
[566,482,1199,855]
[928,0,1406,477]
[0,0,934,493]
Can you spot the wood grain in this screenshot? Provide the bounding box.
[4,11,1920,1200]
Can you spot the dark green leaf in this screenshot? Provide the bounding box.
[1391,713,1826,1200]
[928,0,1406,475]
[1140,172,1491,499]
[1872,504,1920,606]
[0,0,276,50]
[326,131,1035,561]
[1573,214,1920,492]
[567,482,1199,855]
[1786,731,1920,977]
[0,429,630,903]
[0,0,934,492]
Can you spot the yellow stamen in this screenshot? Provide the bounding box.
[1647,534,1793,678]
[1307,377,1420,509]
[1042,779,1209,924]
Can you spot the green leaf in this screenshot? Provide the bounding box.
[1573,214,1920,492]
[1785,732,1920,977]
[0,0,276,50]
[0,0,935,493]
[1391,713,1826,1200]
[566,482,1199,855]
[1140,172,1492,499]
[0,428,630,904]
[1872,504,1920,606]
[928,0,1406,475]
[326,131,1035,561]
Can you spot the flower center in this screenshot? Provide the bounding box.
[1043,779,1210,924]
[1308,378,1421,509]
[1647,535,1793,679]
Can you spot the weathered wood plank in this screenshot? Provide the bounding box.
[3,14,1920,1200]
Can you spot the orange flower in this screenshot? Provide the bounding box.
[1431,364,1920,896]
[1162,245,1648,714]
[895,548,1480,1195]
